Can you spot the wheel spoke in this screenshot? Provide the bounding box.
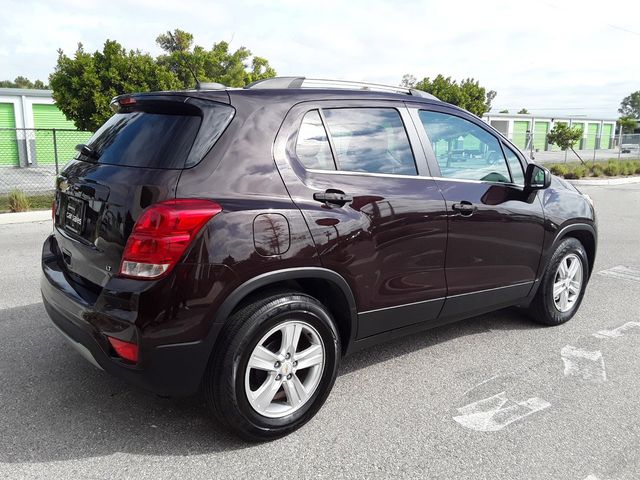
[553,281,565,299]
[568,281,581,295]
[280,323,302,356]
[248,345,279,372]
[567,259,580,280]
[251,374,283,410]
[295,344,323,370]
[283,374,307,408]
[559,290,569,310]
[558,260,569,278]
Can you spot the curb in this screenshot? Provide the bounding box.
[0,210,51,225]
[568,176,640,186]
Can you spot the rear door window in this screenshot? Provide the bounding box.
[322,108,417,175]
[82,112,201,169]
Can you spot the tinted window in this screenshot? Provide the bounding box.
[418,111,512,183]
[296,110,335,170]
[504,145,524,185]
[83,112,201,169]
[322,108,417,175]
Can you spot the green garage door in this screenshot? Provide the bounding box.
[533,121,549,151]
[601,124,613,149]
[585,123,599,150]
[571,122,584,150]
[0,103,19,166]
[32,104,92,165]
[513,121,530,149]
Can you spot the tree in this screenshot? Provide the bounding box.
[400,74,416,88]
[547,123,587,166]
[517,108,529,114]
[404,74,496,116]
[618,116,637,134]
[619,91,640,118]
[499,109,509,113]
[49,30,277,131]
[0,76,48,89]
[155,29,276,88]
[50,42,179,130]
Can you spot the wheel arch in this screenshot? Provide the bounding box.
[550,222,597,278]
[211,268,358,355]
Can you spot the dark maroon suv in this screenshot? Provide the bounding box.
[41,77,597,440]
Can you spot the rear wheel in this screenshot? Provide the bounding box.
[528,237,589,326]
[204,291,340,441]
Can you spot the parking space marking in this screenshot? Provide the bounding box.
[561,345,607,383]
[453,392,551,432]
[593,321,640,339]
[597,265,640,283]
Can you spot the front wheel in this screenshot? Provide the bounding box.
[204,291,340,441]
[528,237,589,326]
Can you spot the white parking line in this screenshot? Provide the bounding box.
[597,265,640,283]
[593,321,640,339]
[561,345,607,383]
[453,392,551,432]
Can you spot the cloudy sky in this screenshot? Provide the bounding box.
[1,0,638,117]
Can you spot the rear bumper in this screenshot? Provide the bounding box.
[41,234,224,396]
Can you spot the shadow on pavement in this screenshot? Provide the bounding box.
[0,301,541,463]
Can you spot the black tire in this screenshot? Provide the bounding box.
[528,237,589,326]
[204,291,341,441]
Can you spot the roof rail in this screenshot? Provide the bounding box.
[244,76,438,100]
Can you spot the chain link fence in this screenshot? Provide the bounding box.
[500,131,640,164]
[0,128,93,200]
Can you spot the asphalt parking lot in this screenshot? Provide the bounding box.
[0,183,639,480]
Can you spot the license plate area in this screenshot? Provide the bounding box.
[64,195,85,235]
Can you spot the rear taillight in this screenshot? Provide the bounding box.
[119,199,221,280]
[107,336,138,363]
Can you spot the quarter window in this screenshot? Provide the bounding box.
[295,110,335,170]
[418,111,512,183]
[504,145,525,185]
[322,108,417,175]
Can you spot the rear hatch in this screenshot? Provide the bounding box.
[53,93,234,288]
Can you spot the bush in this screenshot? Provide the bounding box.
[549,164,569,177]
[548,159,640,179]
[8,189,30,212]
[591,164,604,177]
[603,162,620,176]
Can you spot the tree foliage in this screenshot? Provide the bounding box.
[401,74,496,117]
[49,29,276,131]
[517,108,529,114]
[619,91,640,118]
[0,76,48,89]
[402,74,496,116]
[155,29,276,88]
[618,116,637,134]
[547,123,587,166]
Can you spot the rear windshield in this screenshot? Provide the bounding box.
[82,112,201,169]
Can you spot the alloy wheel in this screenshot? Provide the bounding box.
[244,320,325,418]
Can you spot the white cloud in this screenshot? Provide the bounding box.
[1,0,638,117]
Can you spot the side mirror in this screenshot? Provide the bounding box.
[525,163,551,190]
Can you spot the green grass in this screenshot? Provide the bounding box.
[547,159,640,180]
[0,192,54,213]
